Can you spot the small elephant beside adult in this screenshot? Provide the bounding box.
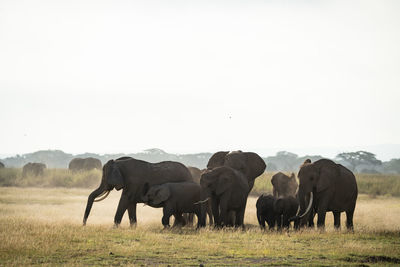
[142,182,205,228]
[292,159,358,230]
[256,194,299,230]
[22,162,46,177]
[83,157,193,226]
[69,157,102,172]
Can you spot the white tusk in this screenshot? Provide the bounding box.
[193,197,210,205]
[94,191,110,202]
[299,192,313,219]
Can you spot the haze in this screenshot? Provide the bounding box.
[1,0,399,160]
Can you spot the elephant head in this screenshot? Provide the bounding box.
[200,167,236,197]
[142,183,171,206]
[206,151,266,190]
[83,157,130,225]
[295,159,339,220]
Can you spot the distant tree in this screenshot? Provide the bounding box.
[383,159,400,174]
[335,151,382,172]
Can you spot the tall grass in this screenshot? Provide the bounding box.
[1,168,400,197]
[251,172,400,197]
[0,168,101,188]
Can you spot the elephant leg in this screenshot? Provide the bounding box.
[207,203,214,225]
[114,192,130,227]
[173,213,185,227]
[276,215,282,231]
[211,198,220,227]
[226,211,235,227]
[282,214,290,229]
[307,210,315,228]
[235,208,245,229]
[346,209,355,231]
[316,208,327,230]
[333,211,341,230]
[257,213,266,229]
[187,213,194,226]
[127,203,137,227]
[162,207,172,228]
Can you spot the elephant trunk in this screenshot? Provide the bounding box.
[83,185,106,225]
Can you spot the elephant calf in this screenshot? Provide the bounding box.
[142,182,206,228]
[256,194,299,230]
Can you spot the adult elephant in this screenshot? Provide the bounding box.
[22,162,46,177]
[207,151,266,192]
[69,157,102,172]
[293,159,358,230]
[200,166,249,228]
[83,157,193,226]
[205,151,266,226]
[271,172,298,198]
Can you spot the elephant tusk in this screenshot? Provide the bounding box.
[295,204,301,217]
[298,192,313,219]
[94,190,110,202]
[193,197,210,205]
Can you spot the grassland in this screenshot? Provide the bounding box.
[0,187,400,266]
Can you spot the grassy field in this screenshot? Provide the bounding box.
[0,187,400,266]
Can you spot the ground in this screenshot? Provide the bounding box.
[0,187,399,266]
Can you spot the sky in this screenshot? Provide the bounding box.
[1,0,400,160]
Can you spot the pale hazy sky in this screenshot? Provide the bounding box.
[1,0,399,159]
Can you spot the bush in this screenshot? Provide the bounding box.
[0,168,101,188]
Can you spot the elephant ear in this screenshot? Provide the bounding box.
[316,163,338,193]
[106,161,125,190]
[207,151,229,169]
[244,152,267,179]
[153,186,170,205]
[216,173,232,195]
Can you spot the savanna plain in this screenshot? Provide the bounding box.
[1,170,400,266]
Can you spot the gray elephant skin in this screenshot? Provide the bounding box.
[205,151,266,226]
[271,172,298,198]
[295,159,358,230]
[257,194,299,230]
[200,166,249,228]
[22,162,46,177]
[83,157,193,226]
[186,166,213,225]
[69,157,102,172]
[142,182,206,228]
[207,151,266,192]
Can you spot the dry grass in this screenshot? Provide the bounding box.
[1,187,400,266]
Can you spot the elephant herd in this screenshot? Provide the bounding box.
[83,151,358,231]
[15,157,102,177]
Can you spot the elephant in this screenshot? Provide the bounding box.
[206,151,266,226]
[200,166,249,228]
[292,159,358,230]
[256,194,299,230]
[186,166,213,225]
[83,157,193,226]
[0,162,4,168]
[142,182,206,228]
[206,151,266,192]
[256,194,276,230]
[271,172,298,198]
[22,162,46,177]
[69,157,102,172]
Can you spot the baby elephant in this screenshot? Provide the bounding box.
[256,194,299,230]
[142,182,206,228]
